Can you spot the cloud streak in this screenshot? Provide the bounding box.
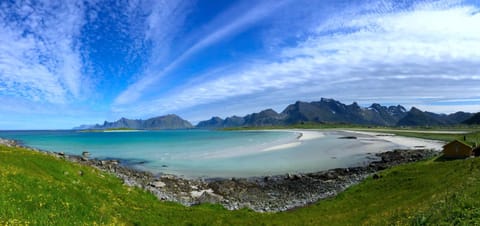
[118,1,480,118]
[114,0,291,106]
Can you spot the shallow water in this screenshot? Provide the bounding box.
[0,129,406,178]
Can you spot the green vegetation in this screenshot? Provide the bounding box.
[2,144,480,225]
[0,146,257,225]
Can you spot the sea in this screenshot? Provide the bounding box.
[0,129,405,178]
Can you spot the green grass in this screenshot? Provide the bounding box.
[2,145,480,225]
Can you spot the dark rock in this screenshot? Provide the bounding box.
[197,191,223,204]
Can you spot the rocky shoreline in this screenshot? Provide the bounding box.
[1,137,438,212]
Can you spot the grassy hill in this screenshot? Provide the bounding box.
[2,145,480,225]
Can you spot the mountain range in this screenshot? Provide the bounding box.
[76,98,479,130]
[196,98,475,128]
[77,114,193,130]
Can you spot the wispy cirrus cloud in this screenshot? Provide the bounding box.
[113,0,291,106]
[116,0,480,118]
[0,1,88,104]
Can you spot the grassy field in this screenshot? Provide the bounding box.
[2,144,480,225]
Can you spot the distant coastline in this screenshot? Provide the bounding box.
[80,128,144,133]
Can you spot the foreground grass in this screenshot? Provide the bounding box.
[2,145,480,225]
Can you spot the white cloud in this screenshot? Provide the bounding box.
[0,1,87,104]
[113,0,291,106]
[114,1,480,118]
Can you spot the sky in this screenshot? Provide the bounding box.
[1,0,480,129]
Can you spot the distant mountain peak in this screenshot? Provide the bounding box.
[410,106,421,111]
[78,114,193,130]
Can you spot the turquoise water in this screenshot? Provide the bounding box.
[0,130,398,178]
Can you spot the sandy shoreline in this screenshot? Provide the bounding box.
[262,129,444,153]
[343,130,445,150]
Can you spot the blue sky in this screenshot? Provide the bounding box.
[1,0,480,129]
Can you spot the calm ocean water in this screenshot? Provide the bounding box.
[0,130,401,178]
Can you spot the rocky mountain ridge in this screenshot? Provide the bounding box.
[81,114,193,130]
[76,98,478,129]
[196,98,474,128]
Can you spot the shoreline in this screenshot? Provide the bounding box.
[260,130,327,152]
[0,133,442,212]
[344,130,445,150]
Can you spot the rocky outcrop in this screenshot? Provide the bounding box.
[0,138,19,147]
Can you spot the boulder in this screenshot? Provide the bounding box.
[197,191,223,204]
[151,181,166,188]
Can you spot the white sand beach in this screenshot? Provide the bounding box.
[342,130,445,151]
[262,129,445,153]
